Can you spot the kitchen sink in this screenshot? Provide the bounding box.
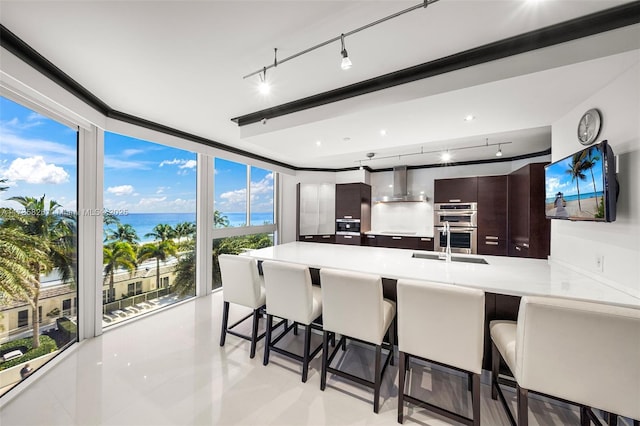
[412,252,489,265]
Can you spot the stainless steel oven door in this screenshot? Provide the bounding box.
[434,210,478,227]
[434,227,477,254]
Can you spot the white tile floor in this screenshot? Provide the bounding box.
[0,291,629,426]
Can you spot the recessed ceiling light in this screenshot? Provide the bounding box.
[316,140,322,147]
[441,151,452,162]
[380,129,387,136]
[464,114,475,122]
[388,184,393,188]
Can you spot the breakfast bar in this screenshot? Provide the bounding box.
[243,242,639,309]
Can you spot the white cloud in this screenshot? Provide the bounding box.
[122,149,144,157]
[179,160,197,169]
[3,156,69,184]
[107,184,135,196]
[159,158,196,170]
[0,132,76,165]
[138,196,167,206]
[104,156,151,170]
[546,177,570,196]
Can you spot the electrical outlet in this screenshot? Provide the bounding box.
[595,255,604,273]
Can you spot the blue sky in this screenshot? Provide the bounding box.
[545,150,604,200]
[0,97,78,211]
[1,96,274,215]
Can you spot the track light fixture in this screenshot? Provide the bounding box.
[355,138,512,165]
[340,34,352,70]
[242,0,441,87]
[258,67,270,95]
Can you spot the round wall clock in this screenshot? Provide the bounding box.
[577,108,602,146]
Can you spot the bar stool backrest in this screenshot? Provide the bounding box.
[219,254,263,309]
[320,268,384,344]
[397,279,485,374]
[516,296,640,420]
[262,260,315,324]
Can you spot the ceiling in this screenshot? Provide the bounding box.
[1,1,639,170]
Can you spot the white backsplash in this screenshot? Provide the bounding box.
[371,202,433,236]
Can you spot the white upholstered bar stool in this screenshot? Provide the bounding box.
[218,254,267,359]
[490,296,640,426]
[261,260,324,382]
[319,268,396,413]
[396,279,484,425]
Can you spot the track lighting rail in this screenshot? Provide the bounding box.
[355,139,512,163]
[242,0,441,79]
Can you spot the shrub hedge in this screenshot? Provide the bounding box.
[0,335,58,371]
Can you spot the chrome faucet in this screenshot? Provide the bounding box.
[443,221,452,263]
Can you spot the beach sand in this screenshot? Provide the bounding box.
[546,196,601,219]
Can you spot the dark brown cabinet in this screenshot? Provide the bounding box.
[477,175,508,256]
[364,234,433,250]
[508,163,550,259]
[335,234,361,245]
[335,183,371,245]
[299,234,335,244]
[434,177,478,203]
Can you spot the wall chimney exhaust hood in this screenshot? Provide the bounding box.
[374,166,428,203]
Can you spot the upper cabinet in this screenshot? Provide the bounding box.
[508,163,550,259]
[297,183,335,238]
[434,177,478,203]
[477,175,508,256]
[335,183,371,232]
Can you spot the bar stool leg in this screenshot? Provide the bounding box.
[468,372,473,392]
[389,319,395,366]
[374,344,382,413]
[517,385,529,426]
[580,406,590,426]
[398,351,406,424]
[606,413,618,426]
[293,321,299,336]
[321,331,329,391]
[302,324,312,383]
[220,301,230,346]
[263,314,273,366]
[491,342,500,400]
[472,372,481,426]
[250,308,260,359]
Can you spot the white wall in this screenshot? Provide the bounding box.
[550,61,640,297]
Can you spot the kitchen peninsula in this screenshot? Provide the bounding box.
[243,242,639,309]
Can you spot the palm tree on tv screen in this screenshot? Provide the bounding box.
[566,154,588,211]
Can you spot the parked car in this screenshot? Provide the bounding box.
[135,302,151,310]
[1,349,24,362]
[102,314,115,323]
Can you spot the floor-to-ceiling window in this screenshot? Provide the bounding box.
[0,96,78,396]
[102,132,197,326]
[212,159,276,289]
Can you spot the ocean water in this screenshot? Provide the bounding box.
[545,191,603,204]
[104,212,273,242]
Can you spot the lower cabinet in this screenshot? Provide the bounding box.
[335,234,362,245]
[298,234,335,244]
[364,234,433,251]
[477,235,508,256]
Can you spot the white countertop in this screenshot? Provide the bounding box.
[243,242,639,309]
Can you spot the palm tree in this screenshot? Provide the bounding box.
[145,223,176,242]
[0,178,8,192]
[171,250,196,297]
[174,221,196,242]
[0,224,50,305]
[105,223,139,245]
[214,210,230,228]
[579,146,602,208]
[4,195,75,348]
[137,240,178,290]
[103,241,137,302]
[565,154,588,211]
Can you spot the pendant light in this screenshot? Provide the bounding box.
[340,34,352,70]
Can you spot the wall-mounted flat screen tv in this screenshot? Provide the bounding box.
[545,140,618,222]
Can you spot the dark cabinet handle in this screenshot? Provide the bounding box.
[420,238,431,241]
[343,236,352,239]
[322,235,330,239]
[485,236,499,240]
[304,236,313,239]
[486,241,499,246]
[367,235,375,239]
[392,236,402,240]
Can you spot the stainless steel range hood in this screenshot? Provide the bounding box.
[374,166,428,203]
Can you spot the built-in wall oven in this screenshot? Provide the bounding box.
[434,202,478,254]
[336,218,361,236]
